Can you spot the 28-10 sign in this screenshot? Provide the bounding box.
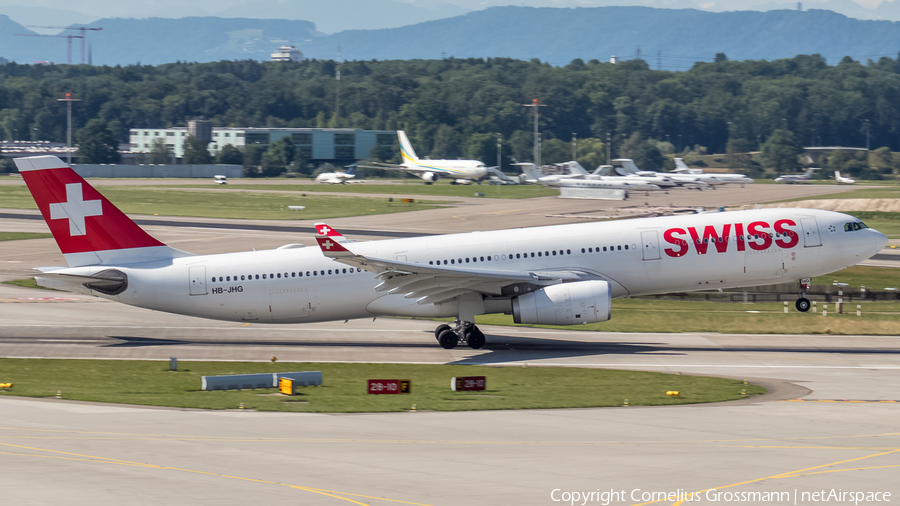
[367,379,411,394]
[452,376,486,391]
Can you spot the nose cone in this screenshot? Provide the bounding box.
[873,229,889,253]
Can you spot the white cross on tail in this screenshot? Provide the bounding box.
[49,183,102,236]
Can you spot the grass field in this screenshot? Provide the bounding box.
[0,186,450,220]
[171,181,559,199]
[0,232,52,241]
[770,186,900,201]
[472,298,900,335]
[0,359,763,412]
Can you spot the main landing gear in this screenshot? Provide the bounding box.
[434,320,486,350]
[796,278,811,313]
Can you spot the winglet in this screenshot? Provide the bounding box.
[316,235,353,258]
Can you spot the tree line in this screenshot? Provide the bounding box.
[2,53,900,178]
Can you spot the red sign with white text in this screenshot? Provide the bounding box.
[367,379,411,394]
[452,376,486,391]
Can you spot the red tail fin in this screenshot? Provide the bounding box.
[15,156,191,267]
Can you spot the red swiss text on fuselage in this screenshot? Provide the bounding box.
[663,219,799,258]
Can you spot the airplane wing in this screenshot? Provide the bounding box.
[315,236,568,305]
[355,162,430,173]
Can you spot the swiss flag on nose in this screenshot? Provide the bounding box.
[16,156,164,255]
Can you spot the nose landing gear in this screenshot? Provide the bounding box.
[435,320,486,349]
[796,278,811,313]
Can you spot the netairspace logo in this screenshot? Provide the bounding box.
[549,488,892,505]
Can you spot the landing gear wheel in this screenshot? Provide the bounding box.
[434,324,451,340]
[796,297,811,312]
[466,327,486,349]
[438,329,458,349]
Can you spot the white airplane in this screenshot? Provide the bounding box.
[514,161,589,186]
[518,161,661,191]
[13,155,887,349]
[610,159,709,190]
[594,163,678,188]
[673,158,755,187]
[314,164,358,184]
[774,167,820,184]
[835,171,856,185]
[362,130,488,184]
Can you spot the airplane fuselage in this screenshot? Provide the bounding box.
[42,208,884,324]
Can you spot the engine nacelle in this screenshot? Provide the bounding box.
[422,172,436,183]
[512,281,611,325]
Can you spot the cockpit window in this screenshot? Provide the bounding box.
[844,222,868,232]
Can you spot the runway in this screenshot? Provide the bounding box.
[1,183,899,505]
[2,284,900,505]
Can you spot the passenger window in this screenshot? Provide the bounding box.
[552,251,556,256]
[466,258,470,263]
[219,276,223,282]
[530,252,535,257]
[343,268,347,273]
[328,270,332,275]
[451,259,455,264]
[566,249,571,254]
[320,271,324,276]
[255,275,259,280]
[603,247,607,252]
[516,253,520,259]
[211,277,215,283]
[617,246,622,251]
[582,248,585,253]
[241,275,246,280]
[624,245,628,250]
[538,252,542,257]
[480,256,485,261]
[263,274,267,279]
[313,271,316,276]
[276,273,281,278]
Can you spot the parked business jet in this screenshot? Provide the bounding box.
[611,159,709,189]
[672,158,754,187]
[518,161,660,191]
[835,171,856,185]
[775,167,820,184]
[14,156,887,349]
[362,130,488,184]
[595,163,678,188]
[314,164,358,184]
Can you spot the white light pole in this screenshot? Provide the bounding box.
[57,92,80,165]
[523,99,546,167]
[496,134,502,171]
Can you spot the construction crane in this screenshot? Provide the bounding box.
[24,26,103,64]
[15,33,83,65]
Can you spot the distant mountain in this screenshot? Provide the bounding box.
[2,7,900,68]
[0,16,319,65]
[298,6,900,68]
[212,0,468,34]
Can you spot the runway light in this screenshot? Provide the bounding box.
[270,356,277,363]
[0,383,12,388]
[56,390,61,398]
[666,391,680,397]
[411,404,417,411]
[239,402,244,409]
[741,389,747,395]
[623,399,629,406]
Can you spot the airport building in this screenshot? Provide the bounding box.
[128,125,397,163]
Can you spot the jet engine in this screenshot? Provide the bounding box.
[422,172,436,183]
[512,280,611,325]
